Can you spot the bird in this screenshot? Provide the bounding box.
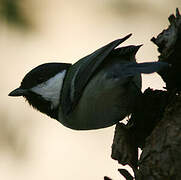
[9,34,169,130]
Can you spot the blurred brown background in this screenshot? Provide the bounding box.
[0,0,180,179]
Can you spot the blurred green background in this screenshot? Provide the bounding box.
[0,0,180,179]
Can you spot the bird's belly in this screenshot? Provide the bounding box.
[59,71,141,130]
[59,94,124,130]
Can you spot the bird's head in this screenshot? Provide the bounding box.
[9,63,71,119]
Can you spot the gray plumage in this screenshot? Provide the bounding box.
[9,34,169,130]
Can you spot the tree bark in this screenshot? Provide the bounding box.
[110,8,181,180]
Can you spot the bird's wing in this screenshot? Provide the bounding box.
[61,34,132,115]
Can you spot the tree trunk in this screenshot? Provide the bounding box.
[110,8,181,180]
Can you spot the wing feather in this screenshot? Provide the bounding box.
[61,34,132,115]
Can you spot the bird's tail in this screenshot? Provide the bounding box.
[120,62,169,77]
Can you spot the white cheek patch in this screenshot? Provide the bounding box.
[31,70,66,109]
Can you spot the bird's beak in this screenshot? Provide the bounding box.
[8,88,28,97]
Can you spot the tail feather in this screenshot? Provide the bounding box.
[121,62,169,77]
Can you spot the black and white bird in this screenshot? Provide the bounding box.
[9,34,169,130]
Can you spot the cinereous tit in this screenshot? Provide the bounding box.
[9,34,169,130]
